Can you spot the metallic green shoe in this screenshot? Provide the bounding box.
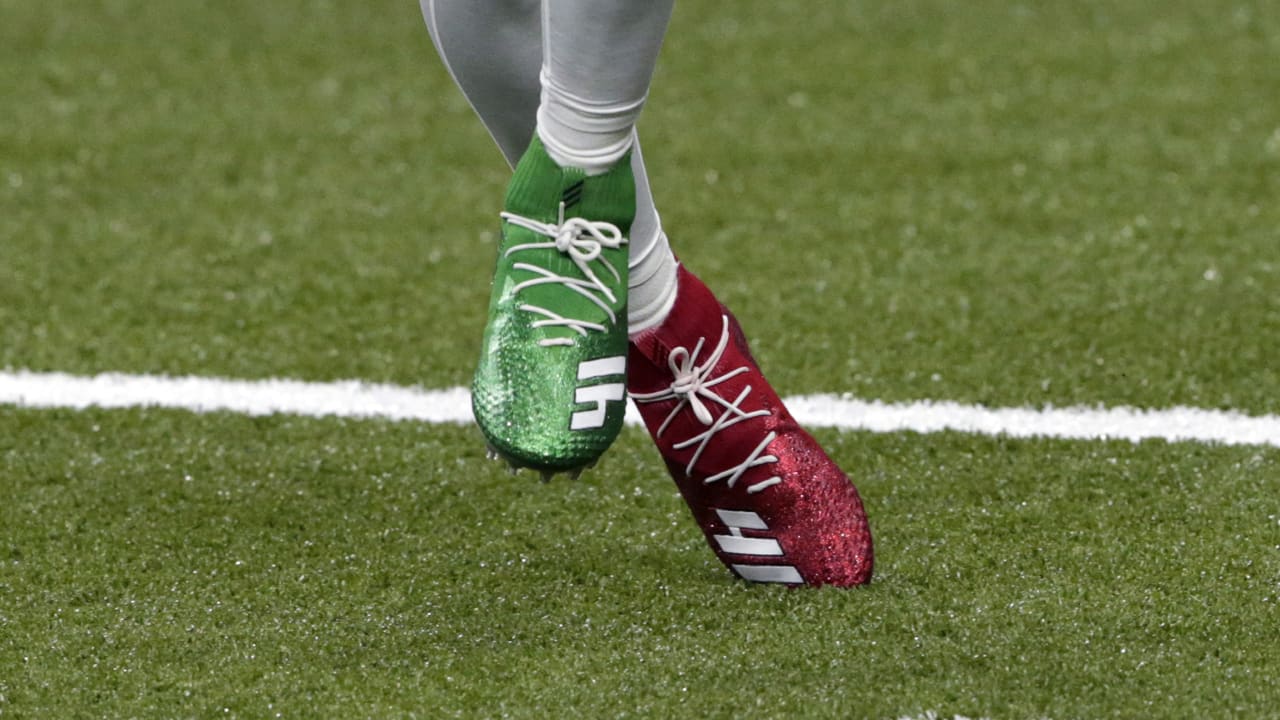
[471,137,633,473]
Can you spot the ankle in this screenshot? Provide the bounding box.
[536,70,641,175]
[627,237,678,336]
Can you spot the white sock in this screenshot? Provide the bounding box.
[627,139,677,335]
[537,69,643,174]
[537,0,674,174]
[628,227,678,335]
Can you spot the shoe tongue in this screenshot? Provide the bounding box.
[505,137,637,229]
[504,137,586,222]
[499,137,637,339]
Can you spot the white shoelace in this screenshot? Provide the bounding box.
[500,202,627,348]
[631,316,783,495]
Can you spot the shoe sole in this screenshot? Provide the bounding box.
[483,442,595,481]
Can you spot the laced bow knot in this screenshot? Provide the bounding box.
[665,346,716,425]
[631,315,782,495]
[550,217,623,261]
[497,201,627,347]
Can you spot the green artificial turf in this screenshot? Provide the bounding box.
[2,412,1280,712]
[3,410,1279,718]
[4,0,1280,717]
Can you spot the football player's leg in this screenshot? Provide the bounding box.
[422,0,661,470]
[423,0,678,337]
[422,2,869,585]
[538,0,679,334]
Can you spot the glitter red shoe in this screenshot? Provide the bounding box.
[628,266,873,587]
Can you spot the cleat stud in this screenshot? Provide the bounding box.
[539,469,555,483]
[568,468,583,481]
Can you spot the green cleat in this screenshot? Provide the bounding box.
[471,137,634,473]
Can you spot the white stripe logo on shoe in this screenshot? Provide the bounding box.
[571,356,626,430]
[712,508,803,584]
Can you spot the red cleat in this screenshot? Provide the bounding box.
[628,266,873,587]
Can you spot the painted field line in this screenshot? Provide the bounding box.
[0,370,474,424]
[2,370,1279,448]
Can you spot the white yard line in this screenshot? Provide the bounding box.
[0,370,474,423]
[2,370,1279,448]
